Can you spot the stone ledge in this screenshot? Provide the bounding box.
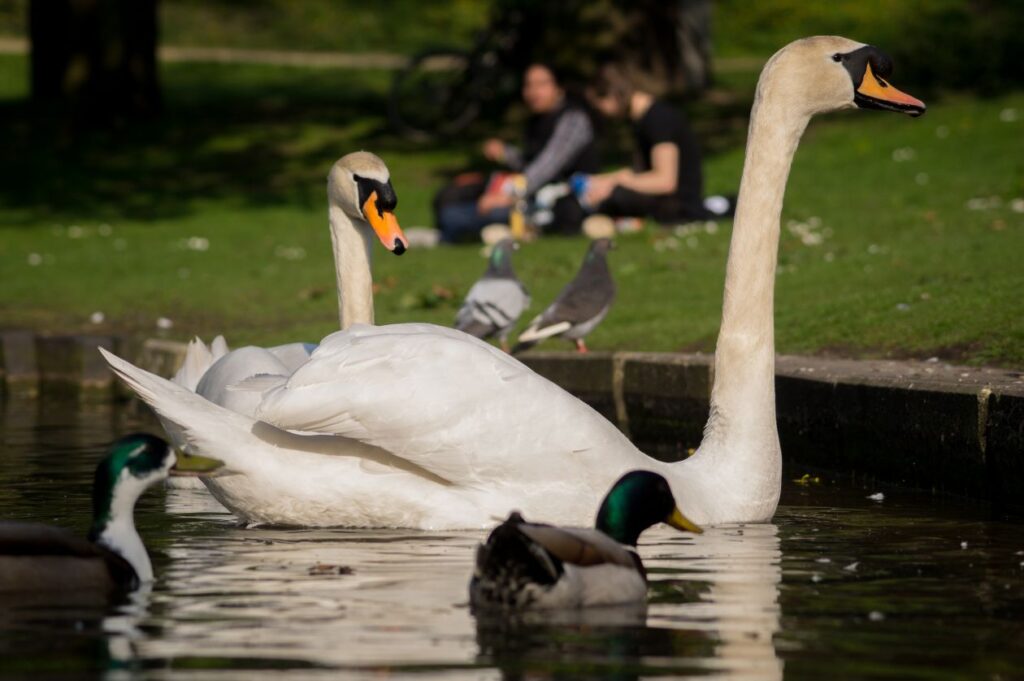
[521,351,1024,508]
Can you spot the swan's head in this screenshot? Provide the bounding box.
[595,471,702,546]
[328,151,409,255]
[764,36,925,119]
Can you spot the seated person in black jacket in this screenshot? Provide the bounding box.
[583,63,730,224]
[434,63,600,243]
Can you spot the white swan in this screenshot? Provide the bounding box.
[102,37,924,528]
[164,151,407,490]
[195,151,408,414]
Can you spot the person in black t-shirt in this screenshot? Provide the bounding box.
[583,63,731,225]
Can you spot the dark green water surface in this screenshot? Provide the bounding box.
[1,394,1022,680]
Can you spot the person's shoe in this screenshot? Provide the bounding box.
[481,223,513,245]
[614,217,644,234]
[582,214,616,239]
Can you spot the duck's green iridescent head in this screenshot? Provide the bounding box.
[595,470,702,546]
[88,433,222,539]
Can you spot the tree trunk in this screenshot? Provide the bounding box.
[29,0,161,127]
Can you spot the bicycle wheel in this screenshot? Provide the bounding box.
[389,49,483,141]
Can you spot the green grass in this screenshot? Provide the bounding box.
[0,53,1022,366]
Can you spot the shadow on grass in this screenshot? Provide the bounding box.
[0,64,481,224]
[0,60,758,226]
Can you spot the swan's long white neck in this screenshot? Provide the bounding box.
[328,204,375,329]
[699,61,810,466]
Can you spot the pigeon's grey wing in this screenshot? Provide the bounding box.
[542,277,616,327]
[457,279,528,338]
[455,296,487,334]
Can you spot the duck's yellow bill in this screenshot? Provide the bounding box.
[362,191,408,255]
[171,452,224,477]
[665,506,703,534]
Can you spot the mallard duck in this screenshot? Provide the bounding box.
[454,238,530,351]
[0,433,222,594]
[470,470,701,609]
[100,37,923,529]
[513,238,615,354]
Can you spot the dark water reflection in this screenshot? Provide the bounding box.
[1,393,1022,679]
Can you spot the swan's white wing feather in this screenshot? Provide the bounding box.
[100,347,267,460]
[196,347,290,416]
[254,323,640,486]
[228,374,289,393]
[171,337,215,391]
[267,342,318,373]
[100,348,438,478]
[210,335,229,360]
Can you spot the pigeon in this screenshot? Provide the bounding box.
[513,238,615,354]
[454,239,530,352]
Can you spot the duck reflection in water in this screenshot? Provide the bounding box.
[474,524,782,681]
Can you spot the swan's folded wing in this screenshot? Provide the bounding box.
[254,323,636,485]
[101,347,423,487]
[267,342,318,373]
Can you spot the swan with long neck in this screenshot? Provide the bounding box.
[102,37,924,528]
[190,152,408,414]
[326,151,407,330]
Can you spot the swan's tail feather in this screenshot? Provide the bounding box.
[210,335,229,361]
[99,347,255,464]
[171,336,231,391]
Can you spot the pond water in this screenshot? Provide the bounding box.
[1,393,1023,680]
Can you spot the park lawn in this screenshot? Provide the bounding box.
[0,54,1021,366]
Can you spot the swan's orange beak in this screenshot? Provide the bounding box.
[362,191,408,255]
[855,63,926,117]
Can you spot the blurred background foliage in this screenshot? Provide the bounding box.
[1,0,1021,93]
[160,0,489,55]
[717,0,1024,93]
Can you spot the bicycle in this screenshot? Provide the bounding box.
[388,6,532,141]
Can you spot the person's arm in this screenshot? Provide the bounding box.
[521,110,594,194]
[614,142,678,195]
[584,143,679,205]
[482,138,524,169]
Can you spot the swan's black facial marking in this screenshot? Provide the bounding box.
[354,174,398,219]
[836,45,925,117]
[835,45,894,90]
